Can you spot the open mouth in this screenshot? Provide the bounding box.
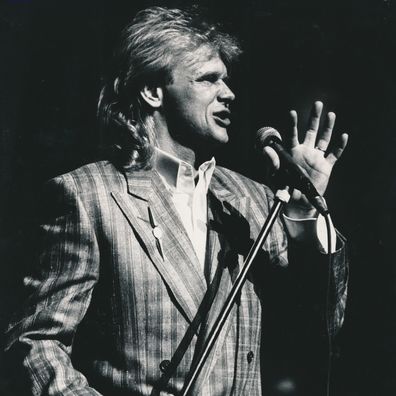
[213,110,231,127]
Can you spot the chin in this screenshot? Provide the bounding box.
[211,126,229,144]
[217,134,229,145]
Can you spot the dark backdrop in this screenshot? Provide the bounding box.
[1,0,396,395]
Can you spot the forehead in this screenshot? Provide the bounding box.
[170,46,228,80]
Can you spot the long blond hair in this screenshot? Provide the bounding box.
[98,6,242,169]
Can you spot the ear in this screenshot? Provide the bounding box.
[140,85,164,109]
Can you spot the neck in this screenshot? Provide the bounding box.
[153,116,214,171]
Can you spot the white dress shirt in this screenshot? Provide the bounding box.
[154,148,215,270]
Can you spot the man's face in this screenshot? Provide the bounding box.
[162,48,235,150]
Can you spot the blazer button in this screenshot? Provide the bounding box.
[247,351,254,363]
[159,359,171,373]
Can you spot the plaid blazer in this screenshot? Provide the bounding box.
[4,161,348,396]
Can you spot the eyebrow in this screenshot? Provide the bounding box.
[195,71,229,81]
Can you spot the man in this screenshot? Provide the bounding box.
[4,6,348,396]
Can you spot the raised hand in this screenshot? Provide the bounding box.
[264,101,348,217]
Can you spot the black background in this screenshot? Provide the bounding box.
[1,0,396,395]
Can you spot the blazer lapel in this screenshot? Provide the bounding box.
[111,169,207,323]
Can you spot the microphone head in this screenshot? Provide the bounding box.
[256,126,282,148]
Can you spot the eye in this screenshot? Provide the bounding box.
[197,73,220,84]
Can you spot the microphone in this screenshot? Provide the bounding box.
[257,127,329,215]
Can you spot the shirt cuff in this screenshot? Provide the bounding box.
[282,212,337,253]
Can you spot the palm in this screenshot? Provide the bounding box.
[290,144,332,194]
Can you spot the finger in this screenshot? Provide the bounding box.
[303,101,323,147]
[287,110,299,148]
[263,146,280,170]
[327,133,349,165]
[315,111,336,151]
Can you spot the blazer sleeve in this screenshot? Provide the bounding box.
[286,228,349,337]
[281,213,348,335]
[4,176,102,396]
[260,211,349,395]
[325,230,349,336]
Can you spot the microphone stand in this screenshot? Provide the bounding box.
[180,187,291,396]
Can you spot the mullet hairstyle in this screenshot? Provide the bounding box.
[98,6,242,170]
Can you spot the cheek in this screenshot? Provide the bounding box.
[188,99,211,122]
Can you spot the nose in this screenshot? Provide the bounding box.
[219,80,235,103]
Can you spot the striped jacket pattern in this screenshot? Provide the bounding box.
[4,161,348,395]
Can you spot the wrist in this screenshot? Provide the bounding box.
[284,203,318,219]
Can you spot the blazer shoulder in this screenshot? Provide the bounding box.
[214,165,274,201]
[39,161,126,226]
[47,161,126,197]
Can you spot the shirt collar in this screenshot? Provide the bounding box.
[154,148,216,194]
